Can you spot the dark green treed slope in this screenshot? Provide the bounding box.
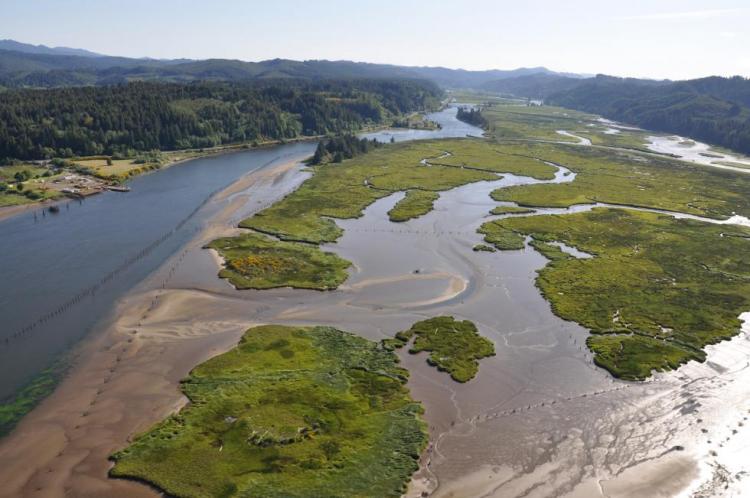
[110,324,427,498]
[455,106,488,128]
[480,73,588,99]
[0,79,441,159]
[547,75,750,154]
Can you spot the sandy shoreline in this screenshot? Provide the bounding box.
[0,155,310,498]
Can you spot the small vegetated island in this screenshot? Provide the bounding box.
[110,324,427,498]
[384,316,495,382]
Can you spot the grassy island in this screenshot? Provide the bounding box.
[490,205,535,215]
[472,244,497,252]
[479,208,750,380]
[207,232,350,290]
[388,190,440,222]
[385,316,495,382]
[110,324,427,498]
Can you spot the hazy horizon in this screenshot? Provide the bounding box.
[3,0,749,80]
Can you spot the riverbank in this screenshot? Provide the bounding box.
[0,119,409,223]
[0,154,313,498]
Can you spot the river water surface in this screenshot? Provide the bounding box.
[0,106,476,405]
[0,143,316,400]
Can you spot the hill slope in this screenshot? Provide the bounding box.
[547,75,750,154]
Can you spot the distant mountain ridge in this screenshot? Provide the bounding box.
[0,39,585,88]
[0,39,102,58]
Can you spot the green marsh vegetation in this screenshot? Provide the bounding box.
[384,316,495,382]
[214,138,562,290]
[576,127,652,151]
[481,103,594,143]
[469,101,750,379]
[479,208,750,380]
[490,205,535,215]
[207,232,350,290]
[110,324,427,498]
[242,140,494,243]
[472,243,497,252]
[242,139,558,244]
[0,359,68,437]
[388,190,440,222]
[431,138,557,180]
[484,141,750,219]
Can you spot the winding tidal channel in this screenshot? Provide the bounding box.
[1,106,749,498]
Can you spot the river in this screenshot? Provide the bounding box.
[0,145,321,401]
[0,105,476,407]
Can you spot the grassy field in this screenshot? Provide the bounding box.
[0,164,49,182]
[70,157,161,181]
[384,317,495,382]
[479,208,750,380]
[110,324,427,498]
[0,164,62,207]
[207,232,350,290]
[482,104,594,143]
[432,138,557,179]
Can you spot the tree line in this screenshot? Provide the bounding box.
[310,135,384,165]
[0,79,441,160]
[456,106,488,128]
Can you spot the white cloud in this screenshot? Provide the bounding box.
[616,8,747,21]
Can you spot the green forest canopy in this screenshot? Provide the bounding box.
[0,78,441,160]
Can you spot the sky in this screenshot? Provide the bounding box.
[2,0,749,80]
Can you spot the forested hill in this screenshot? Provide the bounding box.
[0,79,441,160]
[546,75,750,154]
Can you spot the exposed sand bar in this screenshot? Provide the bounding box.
[0,156,312,498]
